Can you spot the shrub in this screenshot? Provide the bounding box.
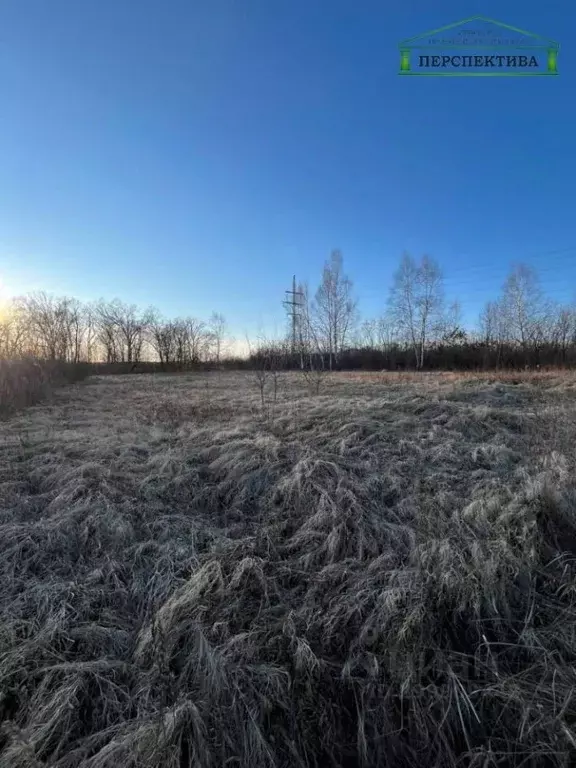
[0,358,93,416]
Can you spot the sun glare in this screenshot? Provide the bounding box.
[0,278,12,319]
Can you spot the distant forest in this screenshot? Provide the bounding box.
[1,251,575,372]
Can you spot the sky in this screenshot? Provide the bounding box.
[0,0,575,342]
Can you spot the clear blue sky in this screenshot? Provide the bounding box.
[0,0,574,339]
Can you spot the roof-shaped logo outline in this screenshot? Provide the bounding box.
[399,16,559,50]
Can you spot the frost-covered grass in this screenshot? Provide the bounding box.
[2,370,576,767]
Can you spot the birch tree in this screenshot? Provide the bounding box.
[313,250,357,370]
[500,264,551,360]
[388,253,444,369]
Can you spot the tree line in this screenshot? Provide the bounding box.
[272,251,576,371]
[0,295,230,369]
[1,251,576,371]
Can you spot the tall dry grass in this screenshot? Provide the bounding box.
[0,371,576,766]
[0,358,92,416]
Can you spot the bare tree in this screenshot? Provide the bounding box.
[500,264,552,365]
[295,284,327,392]
[245,334,289,418]
[356,319,378,349]
[94,300,151,364]
[374,315,398,353]
[160,317,210,369]
[172,320,189,369]
[313,250,357,370]
[550,305,575,366]
[500,265,542,348]
[63,298,85,363]
[0,302,28,358]
[298,284,321,362]
[388,253,444,369]
[93,300,120,363]
[185,318,209,363]
[149,313,177,368]
[82,304,98,363]
[479,300,507,368]
[439,300,467,345]
[480,300,501,346]
[208,313,228,364]
[355,316,398,353]
[16,293,87,361]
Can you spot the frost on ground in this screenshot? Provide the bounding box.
[1,370,576,767]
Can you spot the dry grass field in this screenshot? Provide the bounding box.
[2,370,576,767]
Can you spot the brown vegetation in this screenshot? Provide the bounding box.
[0,359,92,416]
[1,370,576,766]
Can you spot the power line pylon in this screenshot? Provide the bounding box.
[283,275,304,366]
